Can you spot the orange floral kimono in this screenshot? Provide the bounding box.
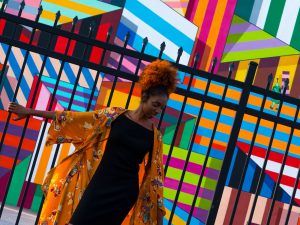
[38,107,166,225]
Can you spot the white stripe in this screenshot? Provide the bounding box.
[137,0,197,40]
[122,9,190,65]
[280,184,300,200]
[30,52,44,75]
[256,0,272,29]
[252,156,299,179]
[68,144,76,155]
[28,122,49,182]
[276,0,300,44]
[249,0,263,24]
[0,88,10,110]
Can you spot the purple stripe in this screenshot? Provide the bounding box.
[163,155,219,180]
[55,95,93,109]
[229,23,260,34]
[175,201,208,222]
[0,167,10,177]
[0,145,32,159]
[0,123,39,140]
[224,38,286,52]
[44,82,98,100]
[164,177,214,200]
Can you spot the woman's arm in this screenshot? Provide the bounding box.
[8,102,56,120]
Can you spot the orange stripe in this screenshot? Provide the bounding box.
[187,98,202,107]
[57,143,71,164]
[248,95,263,107]
[170,93,185,102]
[272,139,288,151]
[221,107,236,117]
[289,144,300,155]
[239,129,254,142]
[34,145,53,184]
[204,102,219,112]
[259,119,274,129]
[213,139,227,149]
[255,134,271,146]
[243,114,258,124]
[226,88,241,101]
[199,117,215,130]
[281,104,297,117]
[202,0,228,70]
[276,124,291,134]
[216,123,232,135]
[208,82,225,95]
[194,77,208,90]
[193,0,210,35]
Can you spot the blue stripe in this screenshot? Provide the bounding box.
[81,67,96,90]
[47,88,94,103]
[249,91,264,99]
[241,120,256,132]
[228,85,242,93]
[242,159,255,192]
[190,86,205,95]
[260,175,274,198]
[211,80,225,88]
[63,63,76,84]
[164,199,203,225]
[27,53,41,75]
[192,144,224,160]
[274,129,290,141]
[8,50,30,98]
[226,146,238,186]
[0,100,4,110]
[124,0,194,53]
[45,58,58,79]
[280,189,291,204]
[225,96,239,105]
[207,91,222,100]
[280,112,295,121]
[3,77,15,102]
[247,103,261,111]
[117,22,175,62]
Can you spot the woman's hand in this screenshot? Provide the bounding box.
[8,102,32,121]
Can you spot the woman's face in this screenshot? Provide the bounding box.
[142,94,168,119]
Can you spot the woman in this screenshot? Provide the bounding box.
[8,60,178,225]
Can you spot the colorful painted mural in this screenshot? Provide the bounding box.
[0,0,300,224]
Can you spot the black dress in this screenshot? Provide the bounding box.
[70,113,154,225]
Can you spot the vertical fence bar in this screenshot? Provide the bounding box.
[15,20,95,225]
[168,57,216,225]
[0,0,25,92]
[164,53,200,177]
[284,166,300,225]
[247,77,289,224]
[86,26,113,111]
[187,62,235,225]
[124,37,148,109]
[227,73,273,225]
[0,5,44,219]
[106,31,130,107]
[206,62,258,225]
[265,81,298,224]
[34,24,114,225]
[157,47,183,130]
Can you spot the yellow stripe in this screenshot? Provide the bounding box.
[44,0,106,16]
[235,59,260,82]
[41,10,72,24]
[164,208,187,225]
[274,55,300,88]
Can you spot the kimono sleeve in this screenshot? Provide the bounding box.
[157,138,166,216]
[45,110,100,147]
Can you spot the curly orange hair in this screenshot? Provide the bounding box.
[139,60,178,95]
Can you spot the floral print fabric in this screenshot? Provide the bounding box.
[38,107,166,225]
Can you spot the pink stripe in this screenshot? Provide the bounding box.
[195,0,218,66]
[165,2,189,8]
[164,177,214,199]
[185,0,199,20]
[163,155,219,180]
[0,88,10,110]
[213,0,238,72]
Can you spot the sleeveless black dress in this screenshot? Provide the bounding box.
[70,113,154,225]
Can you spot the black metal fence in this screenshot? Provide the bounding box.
[0,2,300,225]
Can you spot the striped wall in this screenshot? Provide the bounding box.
[119,0,197,66]
[222,15,300,63]
[185,0,237,72]
[161,0,190,16]
[235,0,300,51]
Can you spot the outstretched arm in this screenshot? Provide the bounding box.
[8,102,56,120]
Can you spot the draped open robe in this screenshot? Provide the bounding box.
[38,107,166,225]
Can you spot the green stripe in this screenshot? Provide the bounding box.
[290,10,300,51]
[179,118,196,149]
[165,167,217,190]
[264,0,286,37]
[227,31,274,43]
[6,156,31,206]
[235,0,255,21]
[31,185,44,212]
[163,125,176,145]
[164,188,212,210]
[221,46,300,62]
[163,144,223,170]
[232,15,246,24]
